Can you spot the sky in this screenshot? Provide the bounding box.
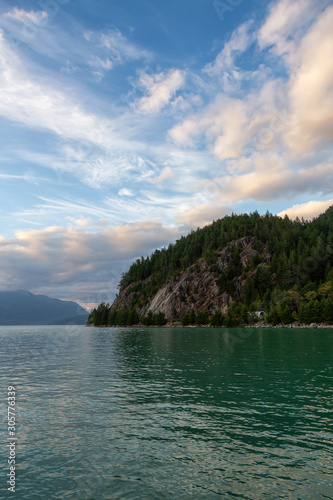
[0,0,332,309]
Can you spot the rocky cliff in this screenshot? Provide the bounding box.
[110,236,270,320]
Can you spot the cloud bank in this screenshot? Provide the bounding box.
[0,222,180,308]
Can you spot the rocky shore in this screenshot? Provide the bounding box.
[87,321,333,329]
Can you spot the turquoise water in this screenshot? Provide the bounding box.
[1,326,333,499]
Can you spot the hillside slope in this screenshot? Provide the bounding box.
[89,208,333,326]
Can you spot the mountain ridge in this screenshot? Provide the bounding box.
[0,290,88,325]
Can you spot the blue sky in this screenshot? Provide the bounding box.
[0,0,332,308]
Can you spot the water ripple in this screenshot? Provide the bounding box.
[0,326,332,499]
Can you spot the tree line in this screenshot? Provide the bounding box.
[88,304,167,326]
[88,206,333,326]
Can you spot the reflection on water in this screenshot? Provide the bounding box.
[0,326,332,499]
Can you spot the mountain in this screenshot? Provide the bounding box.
[0,290,89,325]
[88,207,333,327]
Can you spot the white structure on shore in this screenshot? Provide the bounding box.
[254,311,265,319]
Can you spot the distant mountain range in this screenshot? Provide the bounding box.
[0,290,89,325]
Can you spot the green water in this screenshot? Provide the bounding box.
[1,326,332,499]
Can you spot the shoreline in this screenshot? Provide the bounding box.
[87,321,333,329]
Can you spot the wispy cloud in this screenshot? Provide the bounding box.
[0,172,44,183]
[203,21,253,77]
[259,0,319,56]
[148,166,175,186]
[0,33,107,143]
[1,0,333,307]
[2,7,48,24]
[0,31,153,188]
[99,29,150,60]
[134,69,186,114]
[14,196,120,222]
[85,28,151,79]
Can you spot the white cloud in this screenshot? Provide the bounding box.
[85,28,151,78]
[168,1,333,209]
[134,69,186,114]
[148,166,175,186]
[169,95,247,159]
[0,222,180,306]
[0,8,49,44]
[2,7,48,24]
[168,78,290,158]
[100,30,150,60]
[0,32,154,187]
[0,32,108,144]
[285,5,333,155]
[278,199,333,220]
[204,21,252,76]
[89,56,113,71]
[66,217,94,227]
[0,172,44,183]
[176,204,232,229]
[259,0,314,54]
[118,188,134,196]
[168,118,200,147]
[1,0,333,244]
[195,159,333,204]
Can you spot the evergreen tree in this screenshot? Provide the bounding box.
[189,309,196,324]
[195,309,209,325]
[211,309,224,326]
[181,311,190,326]
[280,306,293,324]
[323,299,333,323]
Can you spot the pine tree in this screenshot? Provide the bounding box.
[280,306,293,324]
[195,309,209,325]
[323,299,333,323]
[211,309,224,326]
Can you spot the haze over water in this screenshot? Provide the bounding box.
[1,326,332,499]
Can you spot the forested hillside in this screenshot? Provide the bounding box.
[88,207,333,326]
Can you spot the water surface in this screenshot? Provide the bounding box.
[0,326,332,499]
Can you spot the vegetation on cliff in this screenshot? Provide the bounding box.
[88,207,333,326]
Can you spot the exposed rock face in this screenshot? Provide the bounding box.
[217,236,269,269]
[147,261,231,318]
[110,237,270,320]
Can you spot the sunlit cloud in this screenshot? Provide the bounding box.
[176,203,232,229]
[258,0,320,56]
[194,159,333,204]
[148,166,175,185]
[0,0,332,304]
[285,5,333,155]
[0,222,180,306]
[2,7,48,24]
[278,199,333,221]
